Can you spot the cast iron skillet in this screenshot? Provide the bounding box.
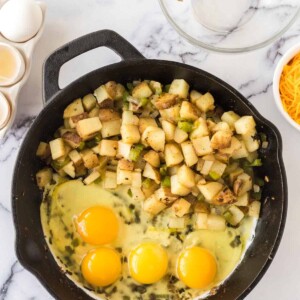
[12,30,287,300]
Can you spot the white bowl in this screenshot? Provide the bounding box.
[273,42,300,132]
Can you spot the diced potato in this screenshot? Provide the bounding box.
[121,124,140,144]
[235,192,249,206]
[190,117,209,139]
[63,98,84,118]
[198,182,224,202]
[195,212,208,229]
[207,214,226,231]
[143,163,161,184]
[115,83,125,100]
[214,153,230,164]
[101,119,121,138]
[169,79,189,99]
[229,167,244,184]
[248,201,261,218]
[154,93,178,110]
[177,165,195,188]
[169,217,186,229]
[226,206,245,226]
[88,106,100,118]
[117,169,133,185]
[234,173,252,196]
[36,168,53,189]
[80,149,99,169]
[58,127,75,137]
[117,141,132,159]
[219,136,242,155]
[210,131,232,150]
[99,140,118,157]
[200,160,214,175]
[130,187,145,201]
[195,92,215,112]
[232,141,249,159]
[36,142,50,159]
[174,127,188,144]
[190,90,202,104]
[63,161,75,178]
[132,82,153,98]
[168,164,181,176]
[211,121,231,133]
[221,111,240,129]
[143,150,160,168]
[246,151,258,163]
[75,163,87,177]
[105,81,118,99]
[165,143,184,167]
[132,171,142,188]
[142,179,160,199]
[172,198,191,217]
[209,160,227,178]
[143,194,166,215]
[49,138,66,160]
[137,119,157,136]
[181,141,198,167]
[118,159,134,171]
[242,130,260,152]
[170,175,190,196]
[70,112,89,127]
[155,187,178,205]
[83,94,97,111]
[122,111,139,126]
[99,109,120,122]
[212,187,236,205]
[161,120,176,141]
[159,104,181,123]
[192,136,213,156]
[83,170,100,185]
[234,116,256,135]
[62,131,82,149]
[180,101,199,121]
[149,80,163,95]
[94,85,113,103]
[194,201,210,214]
[68,150,82,166]
[76,117,102,138]
[142,127,166,153]
[64,118,72,129]
[103,171,117,189]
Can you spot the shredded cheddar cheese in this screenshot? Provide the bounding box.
[279,52,300,124]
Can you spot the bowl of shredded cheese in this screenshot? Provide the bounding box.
[273,43,300,131]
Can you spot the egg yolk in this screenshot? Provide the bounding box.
[81,247,121,287]
[177,247,217,289]
[76,206,118,245]
[128,242,168,284]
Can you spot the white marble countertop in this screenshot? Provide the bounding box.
[1,0,300,299]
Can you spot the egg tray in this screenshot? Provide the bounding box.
[0,1,46,139]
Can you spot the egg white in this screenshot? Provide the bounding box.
[41,180,257,300]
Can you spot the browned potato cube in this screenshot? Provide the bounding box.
[76,117,102,138]
[80,149,99,169]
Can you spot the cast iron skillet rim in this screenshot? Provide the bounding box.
[12,58,287,299]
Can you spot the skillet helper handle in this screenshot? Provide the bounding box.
[43,29,144,103]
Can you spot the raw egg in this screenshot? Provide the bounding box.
[81,247,121,287]
[76,206,119,245]
[177,247,217,289]
[128,242,168,284]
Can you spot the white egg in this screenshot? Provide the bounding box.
[0,0,43,43]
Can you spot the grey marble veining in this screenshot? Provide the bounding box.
[1,0,300,299]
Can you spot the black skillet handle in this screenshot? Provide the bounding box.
[43,29,145,103]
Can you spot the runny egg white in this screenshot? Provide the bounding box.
[41,180,257,300]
